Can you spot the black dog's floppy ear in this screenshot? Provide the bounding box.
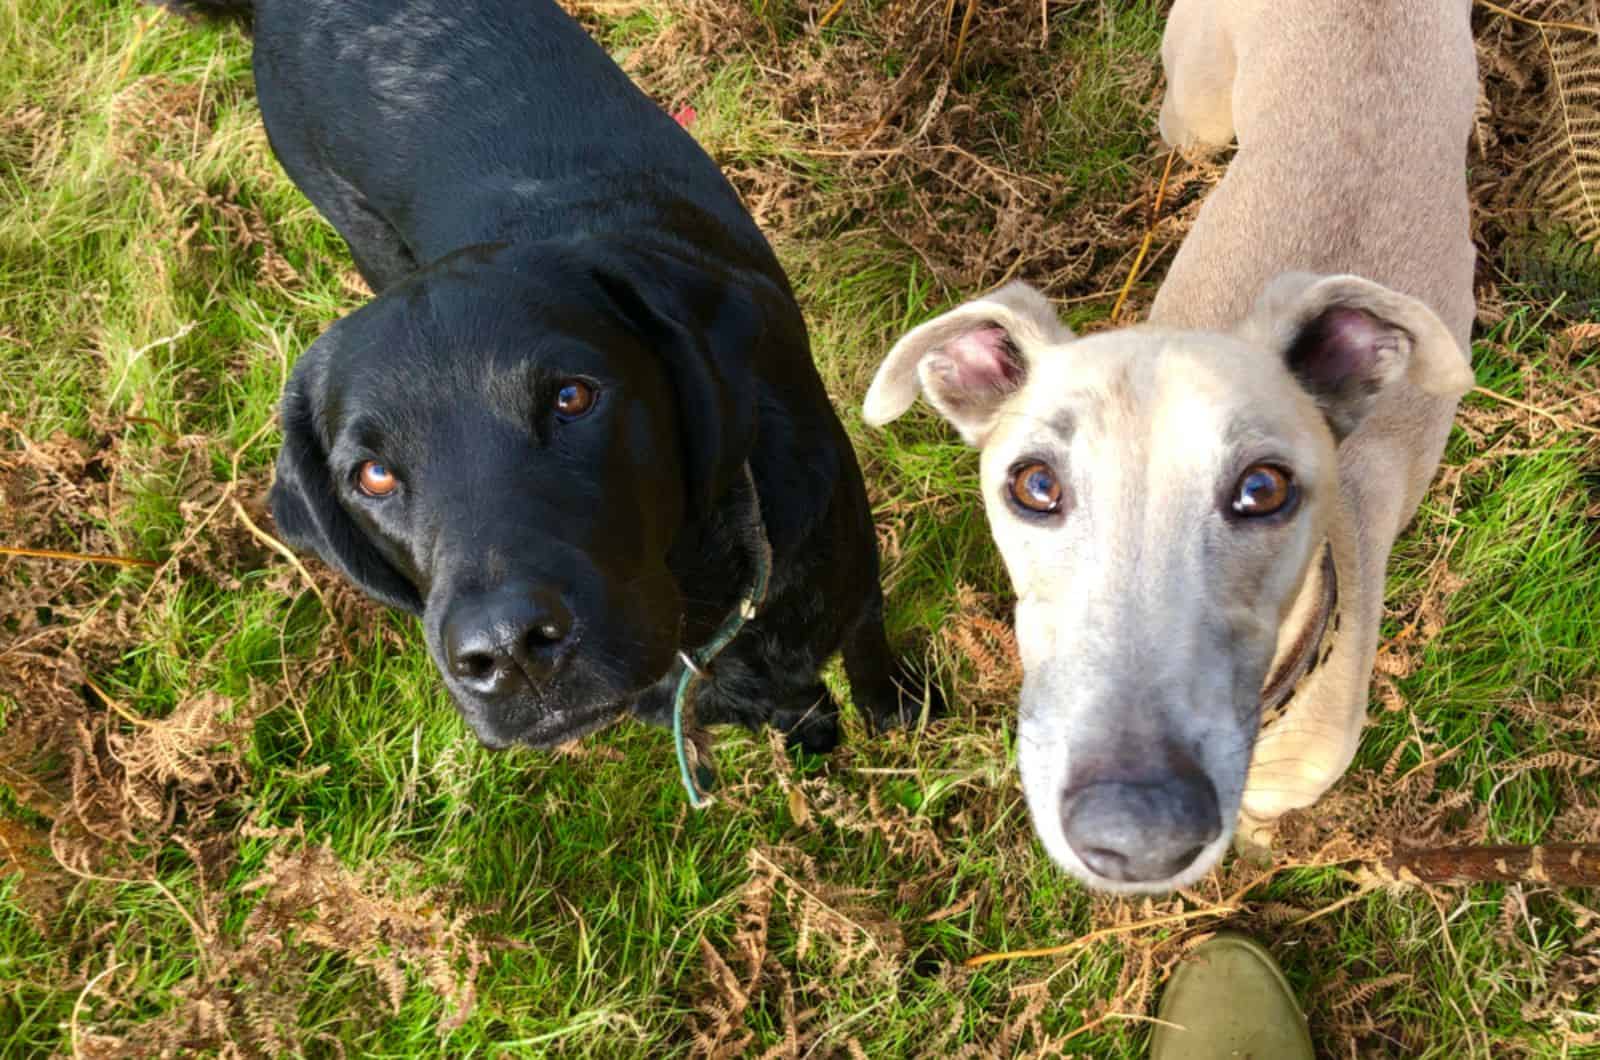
[590,254,763,517]
[268,340,423,615]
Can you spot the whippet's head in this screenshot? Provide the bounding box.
[865,275,1472,892]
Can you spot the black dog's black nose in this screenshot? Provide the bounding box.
[442,587,574,698]
[1060,771,1220,884]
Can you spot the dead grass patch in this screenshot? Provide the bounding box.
[71,826,488,1057]
[108,74,300,297]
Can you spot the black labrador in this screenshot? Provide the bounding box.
[158,0,929,752]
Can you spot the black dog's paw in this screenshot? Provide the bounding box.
[863,661,945,735]
[628,676,677,728]
[773,693,841,756]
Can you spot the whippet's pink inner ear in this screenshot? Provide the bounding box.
[1245,272,1475,441]
[863,282,1071,446]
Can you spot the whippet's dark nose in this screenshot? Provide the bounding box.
[1059,769,1221,883]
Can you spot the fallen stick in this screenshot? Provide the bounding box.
[965,844,1600,969]
[0,545,158,569]
[1382,844,1600,886]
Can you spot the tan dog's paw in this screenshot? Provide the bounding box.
[1158,92,1234,153]
[1231,812,1277,867]
[1157,0,1237,151]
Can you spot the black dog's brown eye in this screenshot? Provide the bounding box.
[1009,461,1062,514]
[554,380,596,420]
[357,460,399,497]
[1231,464,1295,517]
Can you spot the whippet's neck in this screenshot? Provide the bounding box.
[1259,541,1341,730]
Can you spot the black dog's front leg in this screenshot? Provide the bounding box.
[841,591,943,734]
[628,668,680,729]
[628,649,841,755]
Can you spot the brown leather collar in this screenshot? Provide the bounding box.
[1259,543,1339,730]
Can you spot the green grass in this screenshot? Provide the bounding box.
[2,0,1598,1056]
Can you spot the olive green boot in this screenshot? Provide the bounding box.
[1149,932,1314,1060]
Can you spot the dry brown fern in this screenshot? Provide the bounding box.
[1483,1,1600,245]
[1525,5,1600,241]
[239,841,488,1032]
[689,853,775,1058]
[1327,971,1414,1014]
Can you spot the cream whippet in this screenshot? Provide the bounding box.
[864,0,1478,892]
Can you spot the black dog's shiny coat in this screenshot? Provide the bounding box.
[160,0,926,751]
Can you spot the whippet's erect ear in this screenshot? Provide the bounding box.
[1240,272,1476,440]
[863,282,1072,446]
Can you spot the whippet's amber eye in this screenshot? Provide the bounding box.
[1231,464,1295,517]
[554,379,597,420]
[1009,461,1062,514]
[356,461,399,497]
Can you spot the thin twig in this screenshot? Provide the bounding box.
[0,545,157,569]
[749,848,885,958]
[1474,0,1599,36]
[124,415,178,442]
[1109,149,1178,322]
[1060,1010,1187,1044]
[50,838,212,977]
[951,0,979,69]
[800,143,1054,191]
[964,905,1235,968]
[107,321,198,405]
[83,675,156,730]
[229,494,350,659]
[816,0,849,29]
[69,955,120,1059]
[1472,384,1600,436]
[1059,1011,1115,1043]
[114,12,155,81]
[1289,884,1379,926]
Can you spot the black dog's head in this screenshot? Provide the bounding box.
[268,241,763,747]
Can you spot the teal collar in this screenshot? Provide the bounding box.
[672,466,771,808]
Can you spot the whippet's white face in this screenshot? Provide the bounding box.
[865,276,1472,893]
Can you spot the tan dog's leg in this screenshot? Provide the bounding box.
[1158,0,1237,150]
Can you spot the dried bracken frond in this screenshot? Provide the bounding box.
[108,74,300,293]
[941,583,1023,704]
[689,846,905,1055]
[568,0,1191,313]
[1326,971,1414,1013]
[0,816,65,923]
[1505,685,1600,738]
[109,692,257,824]
[1497,750,1600,785]
[1254,901,1315,925]
[2,394,495,1052]
[240,841,489,1031]
[1523,7,1600,242]
[70,832,489,1055]
[690,852,775,1058]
